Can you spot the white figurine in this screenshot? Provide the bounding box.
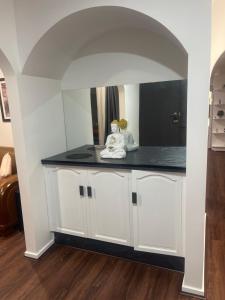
[119,119,138,152]
[100,120,126,159]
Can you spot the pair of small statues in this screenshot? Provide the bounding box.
[100,119,138,159]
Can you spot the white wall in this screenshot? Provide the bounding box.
[0,1,20,73]
[124,84,139,145]
[17,74,67,254]
[0,118,13,147]
[62,53,183,90]
[63,89,93,149]
[0,1,35,254]
[0,1,211,297]
[211,0,225,70]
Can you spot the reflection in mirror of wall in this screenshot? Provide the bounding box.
[210,55,225,150]
[62,80,187,151]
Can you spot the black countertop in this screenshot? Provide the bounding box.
[41,145,186,173]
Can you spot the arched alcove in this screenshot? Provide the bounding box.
[13,3,211,297]
[210,51,225,91]
[22,6,188,80]
[209,51,225,150]
[20,6,189,254]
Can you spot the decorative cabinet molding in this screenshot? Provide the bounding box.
[88,170,131,246]
[44,166,184,256]
[132,170,183,256]
[44,167,88,237]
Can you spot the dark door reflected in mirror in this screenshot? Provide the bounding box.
[139,80,187,146]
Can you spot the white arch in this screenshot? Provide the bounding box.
[210,50,225,90]
[22,6,187,79]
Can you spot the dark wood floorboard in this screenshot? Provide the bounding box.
[0,149,224,299]
[205,150,225,300]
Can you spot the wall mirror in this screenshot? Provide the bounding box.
[62,80,187,151]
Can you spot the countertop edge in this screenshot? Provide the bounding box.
[41,159,186,173]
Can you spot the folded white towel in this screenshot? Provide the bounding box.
[0,152,12,178]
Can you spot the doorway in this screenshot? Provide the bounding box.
[139,80,187,146]
[0,68,23,235]
[209,52,225,150]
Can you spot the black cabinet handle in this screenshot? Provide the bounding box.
[132,192,137,205]
[79,186,84,197]
[87,186,92,198]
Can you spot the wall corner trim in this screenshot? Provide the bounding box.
[24,238,55,259]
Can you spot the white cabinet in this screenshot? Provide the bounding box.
[88,169,131,245]
[132,170,183,256]
[45,167,88,237]
[44,166,131,246]
[44,166,183,256]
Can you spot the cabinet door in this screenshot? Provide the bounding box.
[132,170,183,256]
[88,169,131,246]
[45,167,88,237]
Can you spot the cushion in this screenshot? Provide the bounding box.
[0,152,12,178]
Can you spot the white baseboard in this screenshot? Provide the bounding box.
[24,238,55,259]
[181,284,204,297]
[182,213,206,297]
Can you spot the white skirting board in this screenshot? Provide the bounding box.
[24,239,55,259]
[181,213,206,296]
[181,285,204,297]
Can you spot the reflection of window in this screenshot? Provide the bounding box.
[95,86,125,145]
[96,87,106,145]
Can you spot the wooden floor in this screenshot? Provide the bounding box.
[205,150,225,300]
[0,150,224,300]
